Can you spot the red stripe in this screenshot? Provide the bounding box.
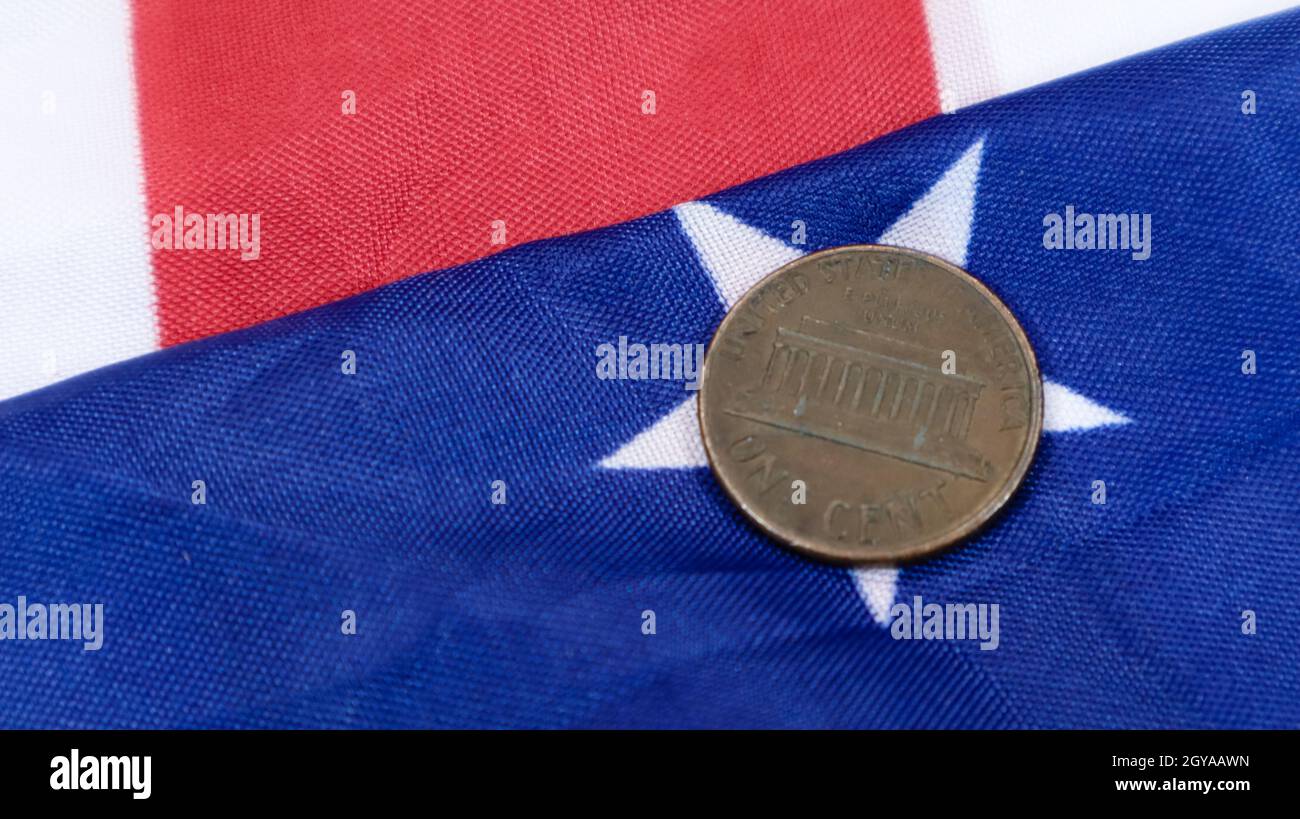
[133,0,939,345]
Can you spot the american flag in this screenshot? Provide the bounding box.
[0,0,1297,727]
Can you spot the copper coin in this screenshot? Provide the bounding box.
[698,245,1042,564]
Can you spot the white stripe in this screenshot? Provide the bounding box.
[924,0,1300,112]
[921,0,999,113]
[0,0,157,402]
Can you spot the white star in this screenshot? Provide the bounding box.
[1042,380,1129,432]
[599,138,1131,624]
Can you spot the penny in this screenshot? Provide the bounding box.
[698,245,1042,564]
